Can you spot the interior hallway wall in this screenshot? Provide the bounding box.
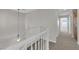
[57,10,73,35]
[0,10,25,48]
[25,9,58,42]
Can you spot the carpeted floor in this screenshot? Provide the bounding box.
[49,33,79,50]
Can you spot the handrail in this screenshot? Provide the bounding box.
[6,29,48,50]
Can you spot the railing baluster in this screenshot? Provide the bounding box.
[40,39,41,50]
[41,39,43,50]
[38,40,39,50]
[42,39,43,50]
[31,43,33,50]
[37,41,38,50]
[40,39,42,50]
[35,41,37,50]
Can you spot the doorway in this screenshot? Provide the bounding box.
[58,16,70,33]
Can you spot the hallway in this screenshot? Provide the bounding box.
[49,33,79,50]
[0,9,79,50]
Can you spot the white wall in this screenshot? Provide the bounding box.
[0,9,74,49]
[25,9,58,42]
[0,10,25,49]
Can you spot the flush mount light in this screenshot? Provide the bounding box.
[63,9,68,11]
[17,34,21,42]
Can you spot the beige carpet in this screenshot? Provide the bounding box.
[49,33,79,50]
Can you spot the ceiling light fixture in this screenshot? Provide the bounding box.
[17,9,21,42]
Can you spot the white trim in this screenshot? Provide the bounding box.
[6,27,49,50]
[52,41,56,43]
[58,16,70,33]
[49,40,56,43]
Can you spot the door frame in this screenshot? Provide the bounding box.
[58,15,70,33]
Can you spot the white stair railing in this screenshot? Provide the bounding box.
[6,27,49,50]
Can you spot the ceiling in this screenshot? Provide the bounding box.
[56,9,72,16]
[11,9,37,13]
[11,9,72,16]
